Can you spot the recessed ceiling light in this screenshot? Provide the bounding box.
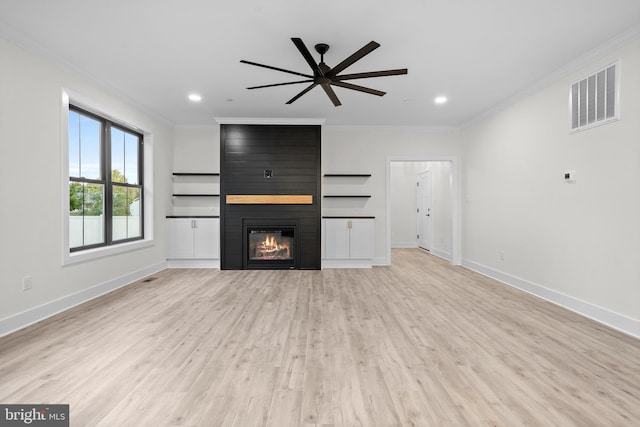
[434,96,448,105]
[188,93,202,102]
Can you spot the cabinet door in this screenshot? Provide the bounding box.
[324,219,350,259]
[349,219,374,259]
[169,219,195,259]
[194,218,219,259]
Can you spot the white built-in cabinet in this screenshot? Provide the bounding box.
[168,218,220,267]
[322,172,374,268]
[168,171,220,268]
[322,217,374,268]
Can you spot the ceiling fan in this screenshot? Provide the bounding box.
[240,38,408,107]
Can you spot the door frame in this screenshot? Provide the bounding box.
[385,156,460,266]
[416,169,432,251]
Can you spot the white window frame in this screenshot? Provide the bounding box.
[61,88,154,265]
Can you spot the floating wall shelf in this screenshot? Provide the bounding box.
[172,172,220,176]
[166,215,220,218]
[172,194,220,197]
[323,195,371,198]
[323,174,371,178]
[322,216,375,219]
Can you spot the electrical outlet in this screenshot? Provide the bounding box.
[22,276,32,291]
[499,251,505,261]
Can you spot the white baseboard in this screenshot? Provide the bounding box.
[391,242,418,248]
[167,259,220,269]
[0,262,167,338]
[372,256,389,266]
[391,244,451,261]
[430,247,451,261]
[462,259,640,340]
[323,259,372,269]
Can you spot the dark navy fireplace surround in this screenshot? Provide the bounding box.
[220,124,321,270]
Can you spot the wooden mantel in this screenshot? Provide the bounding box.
[225,195,313,205]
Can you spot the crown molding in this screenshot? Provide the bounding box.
[323,124,459,133]
[461,24,640,130]
[0,22,174,127]
[215,117,326,125]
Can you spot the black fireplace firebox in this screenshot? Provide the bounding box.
[243,221,297,269]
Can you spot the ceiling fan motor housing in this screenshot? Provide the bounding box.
[315,43,330,55]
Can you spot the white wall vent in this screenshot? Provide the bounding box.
[570,61,619,132]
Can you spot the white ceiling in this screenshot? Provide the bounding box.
[1,0,639,127]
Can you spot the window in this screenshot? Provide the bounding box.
[570,61,619,132]
[68,106,144,251]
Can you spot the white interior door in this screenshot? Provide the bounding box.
[416,170,432,251]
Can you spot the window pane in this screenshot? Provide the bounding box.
[127,187,142,239]
[79,114,102,180]
[69,182,104,248]
[69,111,81,177]
[125,132,140,184]
[111,127,140,184]
[69,181,84,248]
[83,182,105,246]
[111,127,125,183]
[112,185,142,241]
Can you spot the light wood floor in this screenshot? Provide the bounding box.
[1,249,639,426]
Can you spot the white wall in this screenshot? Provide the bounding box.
[323,127,461,264]
[174,125,220,172]
[172,126,220,217]
[0,37,173,334]
[460,37,640,335]
[429,161,452,257]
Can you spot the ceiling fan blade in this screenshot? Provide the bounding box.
[286,82,318,104]
[291,38,324,76]
[327,41,380,77]
[321,84,342,106]
[330,81,386,97]
[240,60,313,78]
[333,68,408,81]
[247,80,314,90]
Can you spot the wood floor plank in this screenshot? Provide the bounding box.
[1,249,639,426]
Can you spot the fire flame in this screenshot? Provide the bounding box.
[255,234,290,259]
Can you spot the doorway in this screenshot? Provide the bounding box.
[386,157,459,266]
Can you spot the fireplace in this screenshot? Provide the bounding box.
[221,124,321,270]
[243,221,297,269]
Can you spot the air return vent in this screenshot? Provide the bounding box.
[570,61,619,131]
